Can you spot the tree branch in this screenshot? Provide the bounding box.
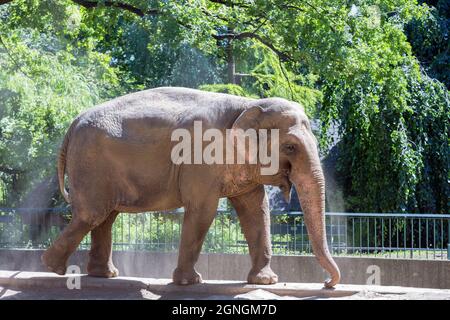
[201,7,230,23]
[71,0,159,17]
[1,0,293,63]
[0,166,23,175]
[0,0,13,6]
[208,0,250,8]
[213,31,292,61]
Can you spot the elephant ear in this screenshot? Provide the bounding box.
[229,105,264,165]
[232,105,263,130]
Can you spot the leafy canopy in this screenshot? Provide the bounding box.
[0,0,448,214]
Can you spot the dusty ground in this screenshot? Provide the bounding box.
[1,271,449,300]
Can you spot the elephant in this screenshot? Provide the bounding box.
[41,87,341,288]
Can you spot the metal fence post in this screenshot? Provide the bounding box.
[447,243,450,260]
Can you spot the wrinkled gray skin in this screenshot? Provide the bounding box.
[41,87,340,288]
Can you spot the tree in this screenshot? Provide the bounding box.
[0,10,122,205]
[405,0,449,88]
[0,0,448,214]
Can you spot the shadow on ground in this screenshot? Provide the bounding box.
[0,273,345,300]
[1,271,449,300]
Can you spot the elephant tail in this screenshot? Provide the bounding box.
[58,119,78,204]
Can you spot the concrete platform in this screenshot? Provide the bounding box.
[3,250,450,289]
[1,271,450,300]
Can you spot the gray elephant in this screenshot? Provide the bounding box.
[41,87,340,288]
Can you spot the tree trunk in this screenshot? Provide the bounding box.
[226,27,235,84]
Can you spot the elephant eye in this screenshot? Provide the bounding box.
[283,144,296,154]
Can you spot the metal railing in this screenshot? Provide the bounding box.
[0,208,449,260]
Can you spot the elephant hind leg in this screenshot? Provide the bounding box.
[41,211,96,275]
[87,211,120,278]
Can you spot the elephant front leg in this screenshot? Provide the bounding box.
[173,199,218,285]
[230,186,278,284]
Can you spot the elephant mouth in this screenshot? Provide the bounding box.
[279,180,292,203]
[279,169,292,203]
[257,166,292,203]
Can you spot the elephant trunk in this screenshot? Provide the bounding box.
[291,135,340,288]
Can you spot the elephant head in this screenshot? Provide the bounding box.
[232,98,341,288]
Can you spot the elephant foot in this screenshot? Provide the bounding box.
[87,262,119,278]
[41,249,67,276]
[172,267,202,285]
[247,266,278,285]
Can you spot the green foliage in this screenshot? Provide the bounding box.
[199,83,250,97]
[405,1,450,88]
[0,0,448,215]
[312,2,450,213]
[0,28,121,205]
[249,45,322,117]
[201,46,323,116]
[331,69,449,213]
